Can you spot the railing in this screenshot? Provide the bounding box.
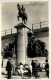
[1,28,17,36]
[32,21,49,30]
[1,21,49,36]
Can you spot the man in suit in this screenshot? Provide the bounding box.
[6,58,12,79]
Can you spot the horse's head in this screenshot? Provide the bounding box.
[17,4,19,10]
[17,4,21,11]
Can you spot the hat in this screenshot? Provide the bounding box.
[45,59,48,62]
[20,63,22,65]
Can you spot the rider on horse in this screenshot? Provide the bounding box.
[21,5,25,13]
[17,4,27,24]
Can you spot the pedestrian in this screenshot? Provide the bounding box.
[31,60,35,77]
[28,63,32,77]
[1,48,4,67]
[15,66,18,78]
[31,60,39,78]
[45,59,49,78]
[34,60,38,78]
[6,58,12,79]
[19,63,24,78]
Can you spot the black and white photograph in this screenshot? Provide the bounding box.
[1,1,49,79]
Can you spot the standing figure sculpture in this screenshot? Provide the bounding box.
[17,4,27,24]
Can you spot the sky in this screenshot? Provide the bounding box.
[2,2,48,31]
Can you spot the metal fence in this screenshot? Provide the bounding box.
[1,28,17,36]
[1,21,49,36]
[32,21,49,30]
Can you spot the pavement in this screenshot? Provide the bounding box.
[1,67,48,79]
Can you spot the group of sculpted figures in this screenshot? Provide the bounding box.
[17,3,27,24]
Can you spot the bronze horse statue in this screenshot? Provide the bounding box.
[17,4,27,24]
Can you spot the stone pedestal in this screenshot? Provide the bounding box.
[14,23,27,65]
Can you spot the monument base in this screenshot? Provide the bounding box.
[14,23,27,65]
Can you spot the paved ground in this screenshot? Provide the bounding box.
[1,67,48,79]
[1,74,48,79]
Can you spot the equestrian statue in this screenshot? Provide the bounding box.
[17,4,27,24]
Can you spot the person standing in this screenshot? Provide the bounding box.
[45,59,49,78]
[28,63,32,77]
[31,60,35,77]
[19,63,24,78]
[34,60,38,78]
[1,48,4,67]
[6,58,12,79]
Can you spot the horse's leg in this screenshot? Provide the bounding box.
[26,17,27,23]
[24,20,26,24]
[22,19,23,23]
[24,17,27,24]
[17,15,19,21]
[22,18,24,24]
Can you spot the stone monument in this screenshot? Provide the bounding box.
[14,4,28,65]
